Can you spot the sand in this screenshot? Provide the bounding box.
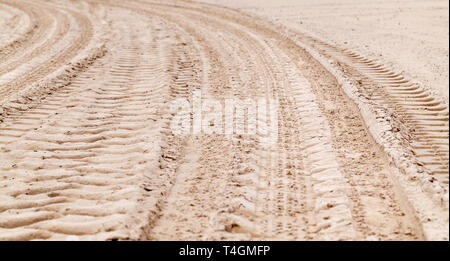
[0,0,448,241]
[201,0,449,100]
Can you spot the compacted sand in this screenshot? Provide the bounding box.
[0,0,448,241]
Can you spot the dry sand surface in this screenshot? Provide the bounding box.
[202,0,450,100]
[0,0,448,241]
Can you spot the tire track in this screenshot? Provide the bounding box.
[282,32,449,190]
[0,1,44,59]
[0,2,64,75]
[331,43,448,185]
[0,0,94,102]
[0,8,178,240]
[132,3,307,240]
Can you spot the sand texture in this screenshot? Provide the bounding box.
[0,0,448,241]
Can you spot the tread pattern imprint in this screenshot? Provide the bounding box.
[0,0,447,240]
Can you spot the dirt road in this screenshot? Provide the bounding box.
[0,0,448,240]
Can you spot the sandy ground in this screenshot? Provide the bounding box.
[201,0,450,100]
[0,0,448,241]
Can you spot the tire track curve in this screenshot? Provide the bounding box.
[0,0,94,102]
